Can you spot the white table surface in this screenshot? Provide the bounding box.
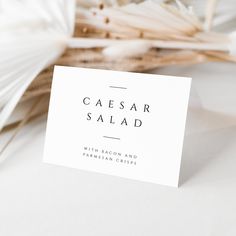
[0,62,236,236]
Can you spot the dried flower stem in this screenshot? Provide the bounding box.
[205,0,218,31]
[68,37,229,52]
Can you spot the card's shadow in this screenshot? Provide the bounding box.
[179,107,236,186]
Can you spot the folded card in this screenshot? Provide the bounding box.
[43,66,191,187]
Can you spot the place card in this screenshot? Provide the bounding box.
[43,66,191,187]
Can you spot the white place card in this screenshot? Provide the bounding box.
[43,66,191,187]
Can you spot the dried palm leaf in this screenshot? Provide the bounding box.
[1,0,236,157]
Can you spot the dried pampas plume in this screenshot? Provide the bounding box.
[1,0,236,157]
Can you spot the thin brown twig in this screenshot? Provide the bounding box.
[0,96,44,158]
[1,110,48,133]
